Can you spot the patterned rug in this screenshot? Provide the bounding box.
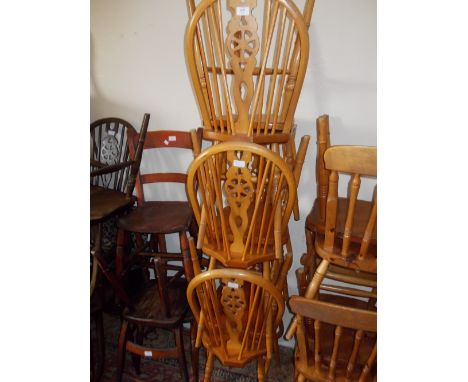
[97,312,295,381]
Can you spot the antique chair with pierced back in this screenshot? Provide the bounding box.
[115,128,203,382]
[298,115,377,297]
[185,0,315,220]
[90,114,150,381]
[187,247,292,381]
[186,141,297,275]
[290,296,377,381]
[286,145,377,341]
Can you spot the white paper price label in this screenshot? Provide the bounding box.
[144,351,153,357]
[233,160,245,168]
[168,135,177,141]
[236,6,250,16]
[227,281,239,289]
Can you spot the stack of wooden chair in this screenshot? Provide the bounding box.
[183,0,318,380]
[285,115,377,381]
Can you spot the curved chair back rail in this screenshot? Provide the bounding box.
[186,141,297,268]
[185,0,313,142]
[187,267,285,370]
[290,296,377,381]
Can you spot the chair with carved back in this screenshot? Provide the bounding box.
[299,115,377,295]
[90,114,150,381]
[187,247,292,381]
[186,141,297,277]
[185,0,314,144]
[114,128,203,382]
[290,296,377,381]
[185,0,315,220]
[286,145,377,341]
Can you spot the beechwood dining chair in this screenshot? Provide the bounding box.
[286,145,377,343]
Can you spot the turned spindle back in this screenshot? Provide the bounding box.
[185,0,314,143]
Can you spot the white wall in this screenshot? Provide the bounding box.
[91,0,376,346]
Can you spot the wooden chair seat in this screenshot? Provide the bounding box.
[306,198,377,245]
[314,234,377,274]
[123,279,189,327]
[90,186,135,222]
[118,201,194,234]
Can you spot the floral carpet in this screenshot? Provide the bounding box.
[97,312,295,382]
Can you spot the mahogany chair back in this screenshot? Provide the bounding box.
[290,296,377,381]
[185,0,315,144]
[127,128,203,206]
[186,141,297,268]
[186,264,289,380]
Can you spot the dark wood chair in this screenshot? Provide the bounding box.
[115,128,203,382]
[290,296,377,381]
[90,114,150,381]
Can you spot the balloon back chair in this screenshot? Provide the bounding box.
[287,145,377,341]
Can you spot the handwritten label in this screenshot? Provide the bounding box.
[227,281,239,289]
[144,351,152,357]
[233,160,245,168]
[168,135,176,142]
[236,6,249,16]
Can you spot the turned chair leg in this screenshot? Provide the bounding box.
[131,325,144,375]
[175,326,189,382]
[257,356,266,382]
[116,320,129,382]
[204,351,214,382]
[94,311,105,382]
[190,320,199,382]
[297,372,306,382]
[304,228,316,282]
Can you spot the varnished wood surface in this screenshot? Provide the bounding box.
[90,186,135,222]
[185,0,314,140]
[290,295,377,382]
[117,201,194,234]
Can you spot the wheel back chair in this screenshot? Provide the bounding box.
[185,0,316,220]
[187,245,293,381]
[186,141,297,379]
[90,114,150,381]
[115,128,203,382]
[286,145,377,345]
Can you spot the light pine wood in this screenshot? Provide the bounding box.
[290,297,377,382]
[286,145,377,340]
[186,263,290,380]
[186,141,297,268]
[185,0,314,142]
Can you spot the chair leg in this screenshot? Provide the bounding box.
[94,311,105,381]
[204,351,214,382]
[257,356,265,382]
[116,320,129,382]
[297,372,306,382]
[131,325,144,375]
[174,326,189,382]
[304,228,316,282]
[115,228,126,278]
[190,320,199,382]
